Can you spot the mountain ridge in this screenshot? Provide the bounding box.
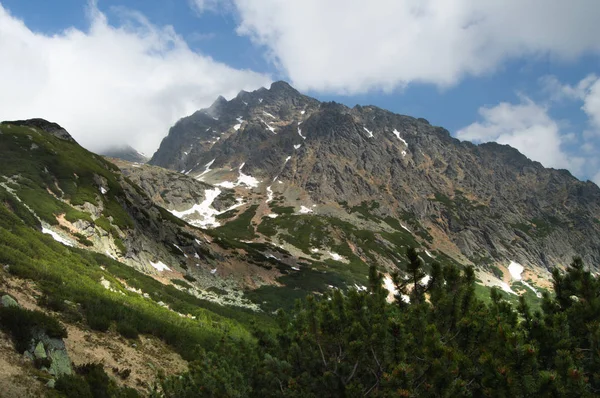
[148,81,600,281]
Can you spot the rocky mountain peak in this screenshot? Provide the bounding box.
[148,82,600,276]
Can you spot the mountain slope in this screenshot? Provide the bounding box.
[100,145,148,163]
[148,81,600,300]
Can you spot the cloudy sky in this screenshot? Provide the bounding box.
[1,1,599,184]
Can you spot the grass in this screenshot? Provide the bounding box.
[213,205,258,240]
[0,123,135,229]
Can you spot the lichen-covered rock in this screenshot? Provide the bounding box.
[1,294,19,308]
[33,341,47,359]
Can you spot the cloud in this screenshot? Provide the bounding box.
[227,0,600,93]
[541,74,600,130]
[456,98,584,173]
[0,3,270,155]
[189,0,231,15]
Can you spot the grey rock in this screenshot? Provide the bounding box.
[33,341,47,359]
[1,294,18,308]
[48,349,72,376]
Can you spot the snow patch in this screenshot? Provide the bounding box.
[266,186,274,203]
[215,181,236,189]
[42,227,74,247]
[266,213,278,219]
[150,260,170,272]
[328,251,343,261]
[196,159,216,180]
[425,250,434,258]
[284,156,291,164]
[260,118,276,133]
[508,261,524,280]
[299,205,313,214]
[99,186,107,195]
[383,275,409,303]
[263,111,276,118]
[234,116,244,131]
[291,266,300,271]
[237,163,260,188]
[508,261,541,297]
[300,110,306,115]
[421,275,431,286]
[258,98,263,103]
[169,188,222,228]
[393,129,408,147]
[363,127,374,138]
[400,223,411,233]
[294,144,301,150]
[298,127,306,139]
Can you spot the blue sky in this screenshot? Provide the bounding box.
[1,0,599,184]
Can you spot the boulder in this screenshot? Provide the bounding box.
[1,294,19,308]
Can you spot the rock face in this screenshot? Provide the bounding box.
[150,81,600,271]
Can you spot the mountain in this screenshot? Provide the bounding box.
[100,145,148,163]
[0,119,294,311]
[149,81,600,299]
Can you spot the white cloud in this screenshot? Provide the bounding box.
[229,0,600,93]
[0,3,270,155]
[456,98,583,173]
[541,74,600,130]
[189,0,231,15]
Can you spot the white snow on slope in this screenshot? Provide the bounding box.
[42,227,74,247]
[363,127,374,138]
[263,111,276,118]
[238,163,260,187]
[99,186,107,195]
[294,144,301,150]
[298,127,306,139]
[400,223,411,233]
[170,188,222,228]
[234,116,244,131]
[508,261,541,297]
[215,181,236,189]
[260,118,276,133]
[328,251,343,261]
[425,250,434,258]
[284,156,291,164]
[508,261,524,280]
[421,275,431,286]
[150,260,170,272]
[392,129,408,147]
[266,186,274,203]
[299,205,313,214]
[383,275,410,303]
[196,159,216,180]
